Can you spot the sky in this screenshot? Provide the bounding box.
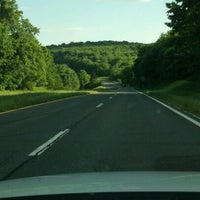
[17,0,170,45]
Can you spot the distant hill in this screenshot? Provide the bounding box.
[47,40,142,49]
[47,41,143,80]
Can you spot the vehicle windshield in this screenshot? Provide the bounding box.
[0,0,200,185]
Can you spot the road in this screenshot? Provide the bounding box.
[0,86,200,180]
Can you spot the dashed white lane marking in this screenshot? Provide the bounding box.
[96,103,104,108]
[29,129,70,156]
[140,92,200,128]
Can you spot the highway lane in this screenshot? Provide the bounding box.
[0,94,115,179]
[0,87,199,180]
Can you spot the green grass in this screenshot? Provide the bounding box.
[0,89,90,113]
[144,80,200,118]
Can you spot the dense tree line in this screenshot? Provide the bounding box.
[133,0,200,88]
[0,0,60,90]
[0,0,93,90]
[48,41,141,49]
[47,42,140,83]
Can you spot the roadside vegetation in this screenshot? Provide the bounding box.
[132,0,200,117]
[0,90,90,113]
[47,41,140,86]
[144,80,200,118]
[133,1,200,88]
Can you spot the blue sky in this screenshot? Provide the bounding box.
[17,0,170,45]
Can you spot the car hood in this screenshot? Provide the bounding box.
[1,171,200,198]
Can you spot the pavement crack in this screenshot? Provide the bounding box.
[1,156,34,181]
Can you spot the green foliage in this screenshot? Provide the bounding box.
[46,64,63,90]
[0,1,140,91]
[57,64,80,90]
[145,80,200,117]
[87,77,101,89]
[120,67,134,85]
[0,90,89,112]
[166,0,200,79]
[0,0,59,90]
[78,69,91,89]
[47,41,140,83]
[133,0,200,88]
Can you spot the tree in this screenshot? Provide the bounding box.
[0,0,58,90]
[166,0,200,37]
[47,42,139,79]
[132,0,200,88]
[166,0,200,79]
[57,64,80,90]
[43,47,63,89]
[78,69,91,89]
[120,67,134,85]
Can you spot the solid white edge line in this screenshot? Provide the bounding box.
[139,91,200,128]
[96,103,104,108]
[29,129,70,156]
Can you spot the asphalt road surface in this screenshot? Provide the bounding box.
[0,86,200,180]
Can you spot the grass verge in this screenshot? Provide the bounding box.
[0,90,91,113]
[143,80,200,118]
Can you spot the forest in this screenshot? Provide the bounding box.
[0,0,199,91]
[0,0,60,90]
[47,41,141,87]
[133,0,200,88]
